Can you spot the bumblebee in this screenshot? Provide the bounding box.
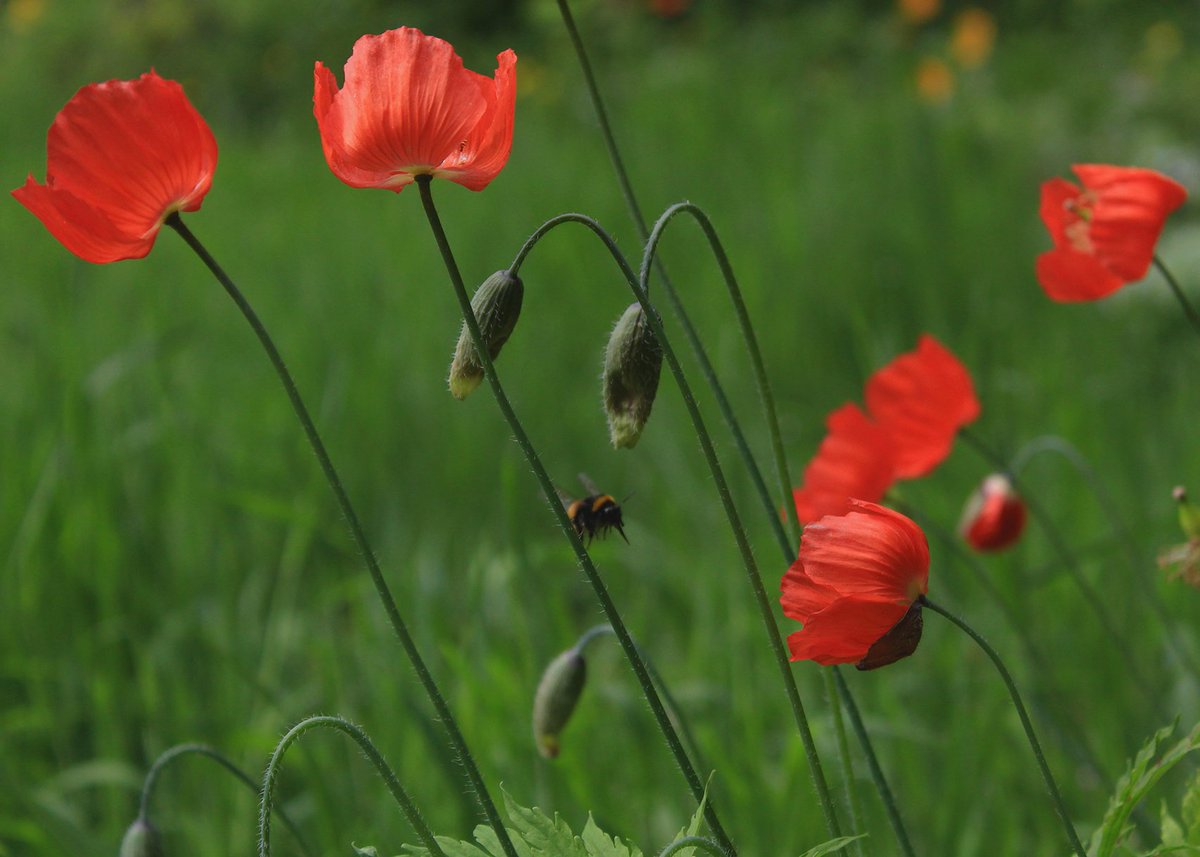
[560,474,629,545]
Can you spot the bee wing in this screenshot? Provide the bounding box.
[554,483,575,509]
[578,472,601,496]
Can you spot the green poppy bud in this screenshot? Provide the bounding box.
[532,647,587,759]
[1174,486,1200,540]
[119,817,164,857]
[448,270,524,400]
[602,302,663,449]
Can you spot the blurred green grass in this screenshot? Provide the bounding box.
[3,2,1200,855]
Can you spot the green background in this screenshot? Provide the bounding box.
[2,1,1199,854]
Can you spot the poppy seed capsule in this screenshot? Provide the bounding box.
[532,647,587,759]
[602,302,663,449]
[119,818,165,857]
[448,270,524,400]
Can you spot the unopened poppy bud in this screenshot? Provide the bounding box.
[602,302,663,448]
[120,817,164,857]
[448,270,524,400]
[532,647,587,759]
[958,473,1027,552]
[1173,486,1200,540]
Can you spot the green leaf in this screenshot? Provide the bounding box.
[1182,770,1200,844]
[1089,720,1200,857]
[501,789,587,857]
[797,834,867,857]
[1162,800,1187,848]
[580,814,641,857]
[352,846,379,856]
[400,833,495,857]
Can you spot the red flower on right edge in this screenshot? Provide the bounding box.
[1036,164,1187,302]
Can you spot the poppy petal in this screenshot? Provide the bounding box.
[1036,247,1124,301]
[314,28,516,193]
[13,71,217,263]
[785,596,911,666]
[792,403,896,525]
[865,335,979,480]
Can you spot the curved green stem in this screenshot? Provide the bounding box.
[166,214,516,857]
[508,205,839,837]
[576,624,710,777]
[832,670,916,857]
[415,178,736,857]
[509,214,791,559]
[921,597,1087,857]
[643,202,801,543]
[656,836,732,857]
[1153,255,1200,339]
[633,208,840,838]
[138,743,315,857]
[960,427,1157,698]
[512,211,912,848]
[1010,435,1200,681]
[259,715,443,857]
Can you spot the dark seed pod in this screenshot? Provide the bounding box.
[448,269,524,399]
[602,302,663,448]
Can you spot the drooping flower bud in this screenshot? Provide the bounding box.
[448,270,524,399]
[119,817,165,857]
[1160,486,1200,587]
[602,302,663,449]
[958,473,1027,552]
[532,646,587,759]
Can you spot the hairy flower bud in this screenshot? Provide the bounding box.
[602,302,663,448]
[120,817,164,857]
[958,473,1027,552]
[448,270,524,399]
[532,647,587,759]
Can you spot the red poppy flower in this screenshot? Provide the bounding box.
[865,334,980,480]
[959,473,1026,552]
[1036,164,1187,302]
[781,500,930,668]
[792,404,896,525]
[12,72,217,264]
[314,27,517,193]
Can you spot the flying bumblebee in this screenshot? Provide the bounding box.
[558,474,629,545]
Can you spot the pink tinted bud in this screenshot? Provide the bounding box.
[959,473,1027,552]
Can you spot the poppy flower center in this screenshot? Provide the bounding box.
[1063,191,1097,253]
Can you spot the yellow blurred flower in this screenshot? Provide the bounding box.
[6,0,46,32]
[898,0,940,26]
[950,8,997,69]
[915,56,954,104]
[1143,20,1183,66]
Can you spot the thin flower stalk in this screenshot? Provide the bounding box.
[960,428,1157,697]
[576,624,710,777]
[1153,256,1200,339]
[415,177,737,857]
[553,0,798,554]
[507,208,840,838]
[259,716,442,857]
[139,743,315,857]
[645,202,801,541]
[921,597,1087,857]
[165,214,515,857]
[635,208,841,837]
[832,669,916,857]
[1010,435,1200,682]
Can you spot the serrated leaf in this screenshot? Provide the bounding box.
[1089,720,1200,857]
[581,813,641,857]
[472,825,531,857]
[1162,799,1186,848]
[1182,770,1200,844]
[797,834,867,857]
[502,789,587,857]
[400,832,494,857]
